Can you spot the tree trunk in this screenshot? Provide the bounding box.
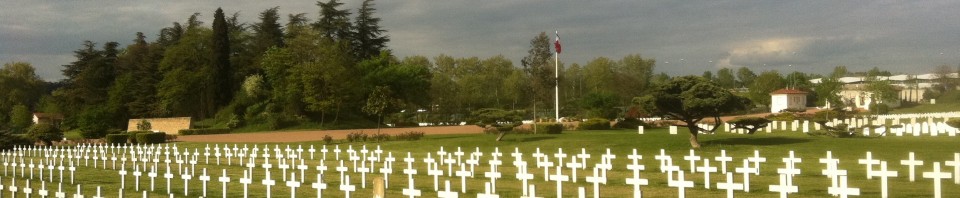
[496,131,507,141]
[687,124,702,148]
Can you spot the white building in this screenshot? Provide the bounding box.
[770,88,808,113]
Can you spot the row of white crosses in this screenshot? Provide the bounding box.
[5,144,960,197]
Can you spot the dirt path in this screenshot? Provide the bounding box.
[176,125,485,143]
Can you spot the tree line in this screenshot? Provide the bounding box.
[1,0,954,139]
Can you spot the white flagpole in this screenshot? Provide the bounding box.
[554,31,560,123]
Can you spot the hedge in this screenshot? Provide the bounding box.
[105,134,129,144]
[178,128,232,135]
[127,131,153,144]
[134,132,166,144]
[535,122,563,134]
[578,118,611,130]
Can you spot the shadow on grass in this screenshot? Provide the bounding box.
[703,136,811,146]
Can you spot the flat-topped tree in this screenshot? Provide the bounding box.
[727,117,771,134]
[636,76,750,148]
[468,108,523,141]
[947,118,960,129]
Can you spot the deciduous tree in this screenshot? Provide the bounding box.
[636,76,750,148]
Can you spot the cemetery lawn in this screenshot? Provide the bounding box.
[30,128,960,197]
[893,90,960,114]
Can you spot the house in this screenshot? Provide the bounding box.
[770,88,808,113]
[32,113,64,127]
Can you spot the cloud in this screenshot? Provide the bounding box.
[717,36,875,69]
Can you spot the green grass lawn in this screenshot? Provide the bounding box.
[892,90,960,114]
[8,127,960,197]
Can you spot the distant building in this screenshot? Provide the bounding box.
[770,88,808,113]
[32,113,63,127]
[809,72,958,104]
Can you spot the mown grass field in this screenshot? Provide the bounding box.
[10,127,960,197]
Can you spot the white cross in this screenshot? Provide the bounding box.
[566,153,584,183]
[426,155,443,191]
[239,170,253,197]
[715,150,733,174]
[944,152,960,184]
[438,180,458,198]
[748,150,767,175]
[683,149,701,172]
[715,172,743,198]
[698,159,718,189]
[549,164,570,198]
[286,173,301,198]
[769,174,799,198]
[262,169,277,197]
[340,175,356,198]
[311,174,327,197]
[871,161,897,198]
[217,169,230,198]
[819,151,839,171]
[654,149,671,173]
[827,175,859,198]
[455,163,472,193]
[667,170,694,198]
[197,168,210,197]
[576,148,591,171]
[858,151,881,179]
[734,159,755,192]
[180,167,192,196]
[821,160,846,195]
[486,150,503,192]
[477,182,499,198]
[900,152,924,182]
[625,150,648,198]
[380,152,395,189]
[922,162,952,198]
[516,165,535,197]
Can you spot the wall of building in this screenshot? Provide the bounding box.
[126,117,191,134]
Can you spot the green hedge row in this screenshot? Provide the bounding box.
[578,118,611,130]
[105,134,129,144]
[135,132,166,144]
[535,122,563,134]
[178,128,232,135]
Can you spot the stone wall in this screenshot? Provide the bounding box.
[126,117,191,134]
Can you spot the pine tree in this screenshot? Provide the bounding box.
[212,8,233,108]
[314,0,353,41]
[353,0,389,59]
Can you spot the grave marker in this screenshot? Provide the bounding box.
[715,172,743,198]
[667,170,694,198]
[900,152,924,182]
[922,162,952,198]
[698,159,718,189]
[827,175,859,198]
[871,161,897,198]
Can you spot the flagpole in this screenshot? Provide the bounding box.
[554,31,560,123]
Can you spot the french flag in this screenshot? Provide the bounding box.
[554,31,562,54]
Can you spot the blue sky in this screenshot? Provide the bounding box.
[2,0,959,81]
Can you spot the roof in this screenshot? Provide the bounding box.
[770,88,808,95]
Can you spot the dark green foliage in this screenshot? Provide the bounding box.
[314,0,353,40]
[370,133,390,142]
[870,103,890,114]
[26,123,62,146]
[578,118,611,130]
[581,92,619,120]
[946,118,960,129]
[135,132,166,144]
[352,0,389,59]
[636,76,751,148]
[8,104,32,133]
[126,131,152,144]
[766,112,798,121]
[178,128,231,135]
[346,131,369,142]
[136,119,152,131]
[394,131,424,141]
[468,108,523,141]
[0,62,45,127]
[727,117,771,134]
[613,118,645,129]
[0,131,31,150]
[808,123,858,138]
[534,122,563,134]
[77,107,115,139]
[212,8,234,107]
[105,134,129,144]
[392,121,418,128]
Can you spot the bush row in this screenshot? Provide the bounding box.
[534,123,563,134]
[105,131,167,144]
[342,131,426,142]
[178,128,232,135]
[578,118,611,130]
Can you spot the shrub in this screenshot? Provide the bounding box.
[578,118,611,130]
[105,134,129,144]
[947,118,960,129]
[346,131,368,142]
[178,128,232,135]
[165,134,178,142]
[226,114,242,129]
[371,133,390,142]
[765,112,797,121]
[612,118,646,129]
[394,131,425,141]
[77,107,114,139]
[869,103,890,115]
[26,123,63,146]
[136,119,152,131]
[126,131,152,144]
[322,135,333,145]
[0,131,31,150]
[534,122,563,134]
[134,132,166,144]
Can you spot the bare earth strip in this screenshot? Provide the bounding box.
[176,125,485,143]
